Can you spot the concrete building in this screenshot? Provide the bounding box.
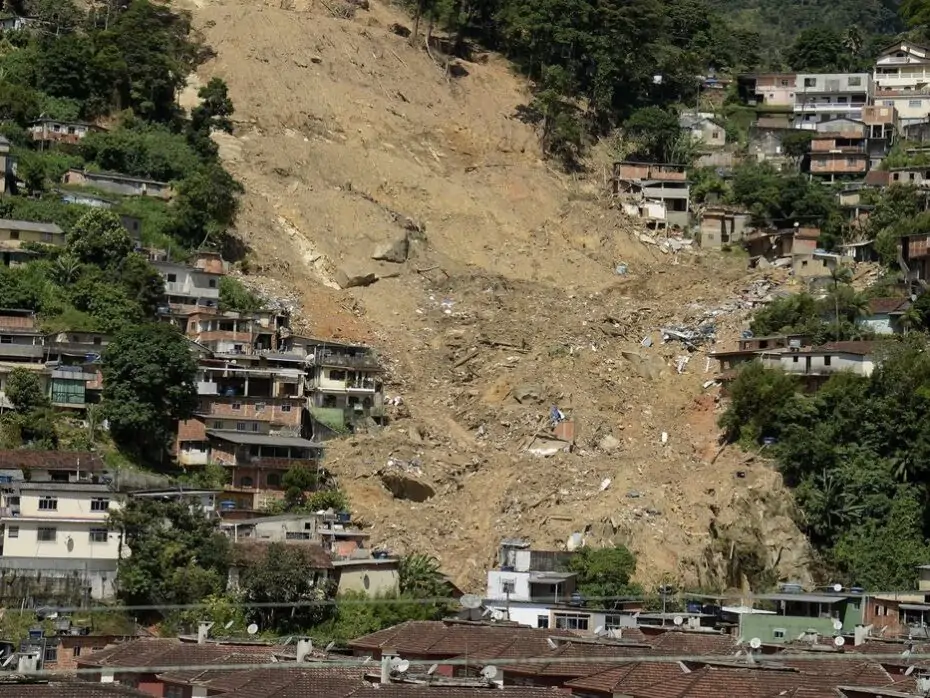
[0,451,117,602]
[792,250,854,279]
[862,105,898,168]
[809,118,869,180]
[613,162,690,230]
[738,590,864,644]
[679,112,726,147]
[0,219,65,267]
[858,297,910,335]
[739,73,797,108]
[699,207,752,249]
[30,118,103,145]
[0,136,16,195]
[62,169,172,200]
[793,73,873,128]
[152,259,222,312]
[761,341,878,390]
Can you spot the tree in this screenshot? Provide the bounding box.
[116,253,165,318]
[623,106,682,163]
[282,465,318,509]
[782,130,812,168]
[67,209,134,268]
[219,277,262,312]
[171,163,243,247]
[240,543,334,633]
[785,26,848,72]
[5,367,49,411]
[398,553,448,598]
[188,77,234,158]
[111,499,230,613]
[718,361,799,444]
[16,151,47,195]
[566,545,640,603]
[102,323,198,459]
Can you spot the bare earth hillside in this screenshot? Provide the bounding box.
[180,0,813,591]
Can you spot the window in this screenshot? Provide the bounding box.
[848,76,862,86]
[212,421,223,429]
[285,531,311,540]
[232,403,241,410]
[240,476,254,488]
[89,528,108,543]
[605,614,628,629]
[911,99,923,108]
[804,77,816,87]
[824,356,832,367]
[884,100,895,107]
[236,422,247,431]
[251,422,260,432]
[0,336,10,344]
[73,646,81,657]
[166,686,185,698]
[793,356,799,363]
[780,79,790,87]
[38,496,57,511]
[711,131,720,139]
[8,231,17,241]
[44,646,58,662]
[37,527,56,542]
[554,613,590,631]
[837,96,848,104]
[7,526,18,539]
[281,404,291,412]
[330,370,346,381]
[90,498,109,512]
[537,615,549,629]
[255,402,266,412]
[267,473,281,487]
[93,336,102,345]
[166,273,177,283]
[501,580,516,595]
[773,628,786,639]
[208,279,217,288]
[67,126,76,135]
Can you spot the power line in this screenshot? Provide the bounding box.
[10,651,930,679]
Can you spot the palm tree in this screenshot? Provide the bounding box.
[52,253,81,285]
[899,305,923,335]
[829,264,854,338]
[398,553,448,598]
[842,26,864,57]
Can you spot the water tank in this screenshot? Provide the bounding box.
[220,501,236,510]
[779,582,803,593]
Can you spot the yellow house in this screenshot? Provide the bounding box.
[0,218,66,266]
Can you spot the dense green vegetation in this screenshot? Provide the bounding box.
[721,337,930,589]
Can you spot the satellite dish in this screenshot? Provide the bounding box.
[460,594,482,610]
[832,619,843,631]
[247,623,259,636]
[833,583,843,592]
[427,664,438,675]
[481,666,499,681]
[224,620,235,630]
[594,625,605,636]
[906,666,917,676]
[490,610,505,621]
[546,639,558,650]
[363,656,373,665]
[326,641,336,652]
[1,655,13,668]
[834,636,846,647]
[392,658,410,674]
[749,637,762,650]
[673,616,684,627]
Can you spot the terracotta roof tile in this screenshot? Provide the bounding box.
[0,450,105,470]
[80,638,280,672]
[501,642,653,677]
[211,666,369,698]
[867,297,909,315]
[0,681,151,697]
[348,686,566,698]
[564,662,687,693]
[814,341,881,356]
[348,622,574,658]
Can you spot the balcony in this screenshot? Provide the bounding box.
[315,353,382,371]
[51,368,95,381]
[794,103,865,113]
[198,381,219,396]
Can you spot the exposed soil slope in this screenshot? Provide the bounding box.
[181,0,813,591]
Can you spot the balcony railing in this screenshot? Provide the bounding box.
[315,353,382,370]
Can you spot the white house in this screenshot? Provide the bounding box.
[761,341,877,379]
[873,42,930,126]
[152,260,222,310]
[0,481,121,600]
[793,73,873,129]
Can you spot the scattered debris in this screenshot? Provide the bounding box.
[598,434,621,452]
[372,234,410,263]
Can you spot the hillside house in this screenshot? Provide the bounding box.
[743,226,821,262]
[763,341,879,390]
[874,42,930,126]
[62,169,172,199]
[710,334,812,382]
[152,259,222,311]
[809,119,869,180]
[0,136,15,195]
[792,250,854,279]
[679,112,726,147]
[613,161,690,229]
[739,589,865,643]
[748,116,792,164]
[737,73,796,107]
[899,233,930,283]
[793,73,873,129]
[859,297,911,335]
[0,450,117,602]
[30,118,103,145]
[699,207,751,249]
[862,105,898,167]
[0,219,65,266]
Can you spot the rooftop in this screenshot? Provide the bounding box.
[0,681,151,697]
[867,297,909,315]
[0,450,105,471]
[206,431,322,449]
[0,219,64,234]
[232,540,334,569]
